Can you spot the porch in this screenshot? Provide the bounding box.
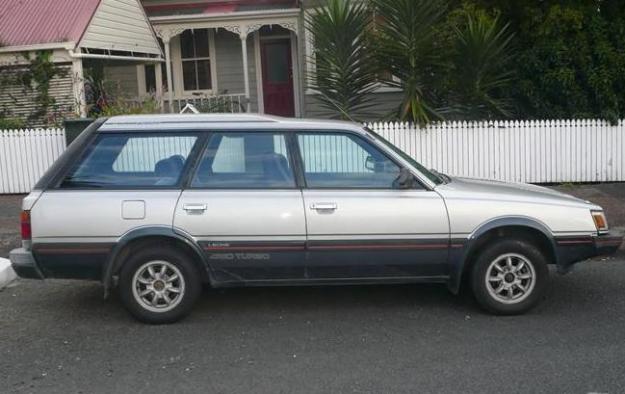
[105,6,303,116]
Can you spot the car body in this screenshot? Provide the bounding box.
[10,114,623,323]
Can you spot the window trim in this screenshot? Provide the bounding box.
[292,130,424,191]
[186,131,300,191]
[54,131,205,191]
[172,29,218,98]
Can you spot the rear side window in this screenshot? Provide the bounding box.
[191,132,295,188]
[60,134,198,188]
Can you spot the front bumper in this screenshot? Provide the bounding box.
[9,248,44,280]
[593,233,624,256]
[555,231,624,273]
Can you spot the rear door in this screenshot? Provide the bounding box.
[296,132,450,280]
[173,131,306,283]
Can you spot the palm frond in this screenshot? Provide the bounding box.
[306,0,378,120]
[448,12,518,119]
[372,0,448,125]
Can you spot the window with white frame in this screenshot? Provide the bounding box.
[180,29,213,91]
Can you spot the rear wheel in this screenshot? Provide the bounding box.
[471,239,549,315]
[118,246,201,324]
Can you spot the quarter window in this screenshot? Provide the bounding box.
[297,133,401,188]
[192,133,295,188]
[61,134,198,188]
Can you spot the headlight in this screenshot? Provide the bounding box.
[591,210,609,233]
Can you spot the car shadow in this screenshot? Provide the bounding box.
[12,261,623,325]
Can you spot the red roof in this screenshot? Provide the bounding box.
[0,0,101,48]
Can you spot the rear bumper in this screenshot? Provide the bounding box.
[555,232,624,272]
[9,248,44,280]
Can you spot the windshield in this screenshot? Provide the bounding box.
[364,127,444,185]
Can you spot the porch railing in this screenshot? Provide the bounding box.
[166,94,246,114]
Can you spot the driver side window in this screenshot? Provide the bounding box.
[297,133,403,188]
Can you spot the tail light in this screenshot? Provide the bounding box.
[20,210,31,240]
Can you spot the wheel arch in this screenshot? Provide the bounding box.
[102,227,213,297]
[448,216,557,294]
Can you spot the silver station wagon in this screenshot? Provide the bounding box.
[10,114,623,323]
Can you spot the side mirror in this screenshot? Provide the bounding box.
[365,155,376,171]
[393,168,417,189]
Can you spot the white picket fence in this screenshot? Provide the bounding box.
[371,119,625,184]
[0,129,66,194]
[0,120,624,194]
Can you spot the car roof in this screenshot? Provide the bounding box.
[98,114,367,133]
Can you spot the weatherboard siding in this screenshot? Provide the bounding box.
[103,64,140,99]
[304,90,404,121]
[0,64,74,128]
[80,0,161,55]
[214,30,258,112]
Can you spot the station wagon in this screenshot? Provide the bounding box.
[10,114,623,323]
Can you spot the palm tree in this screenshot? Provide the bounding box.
[306,0,378,120]
[447,12,517,119]
[372,0,448,125]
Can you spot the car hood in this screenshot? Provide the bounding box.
[435,176,600,209]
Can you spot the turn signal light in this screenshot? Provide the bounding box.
[591,210,608,233]
[20,210,31,240]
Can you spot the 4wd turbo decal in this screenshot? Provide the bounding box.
[209,253,271,261]
[201,241,306,262]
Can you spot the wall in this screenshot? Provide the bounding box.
[304,90,404,121]
[214,29,258,112]
[103,62,141,99]
[0,63,75,128]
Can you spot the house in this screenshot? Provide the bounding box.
[0,0,162,127]
[0,0,402,126]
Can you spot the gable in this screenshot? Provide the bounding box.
[79,0,162,56]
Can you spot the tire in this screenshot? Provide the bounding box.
[471,239,549,315]
[118,246,201,324]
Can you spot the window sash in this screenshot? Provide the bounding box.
[178,29,214,94]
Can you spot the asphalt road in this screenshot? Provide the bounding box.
[2,257,625,394]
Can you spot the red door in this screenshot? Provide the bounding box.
[261,39,295,117]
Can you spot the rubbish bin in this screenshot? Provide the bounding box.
[63,118,95,145]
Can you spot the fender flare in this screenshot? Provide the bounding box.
[448,216,557,294]
[101,226,213,297]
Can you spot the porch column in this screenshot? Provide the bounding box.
[71,58,87,117]
[240,33,251,113]
[155,62,164,112]
[163,37,174,113]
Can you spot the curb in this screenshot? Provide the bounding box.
[0,257,17,290]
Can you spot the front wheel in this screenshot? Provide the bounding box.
[471,239,549,315]
[118,247,201,324]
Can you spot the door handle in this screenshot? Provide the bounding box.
[310,203,337,211]
[183,204,207,213]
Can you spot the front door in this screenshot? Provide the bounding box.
[296,132,450,280]
[174,131,306,283]
[261,39,295,117]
